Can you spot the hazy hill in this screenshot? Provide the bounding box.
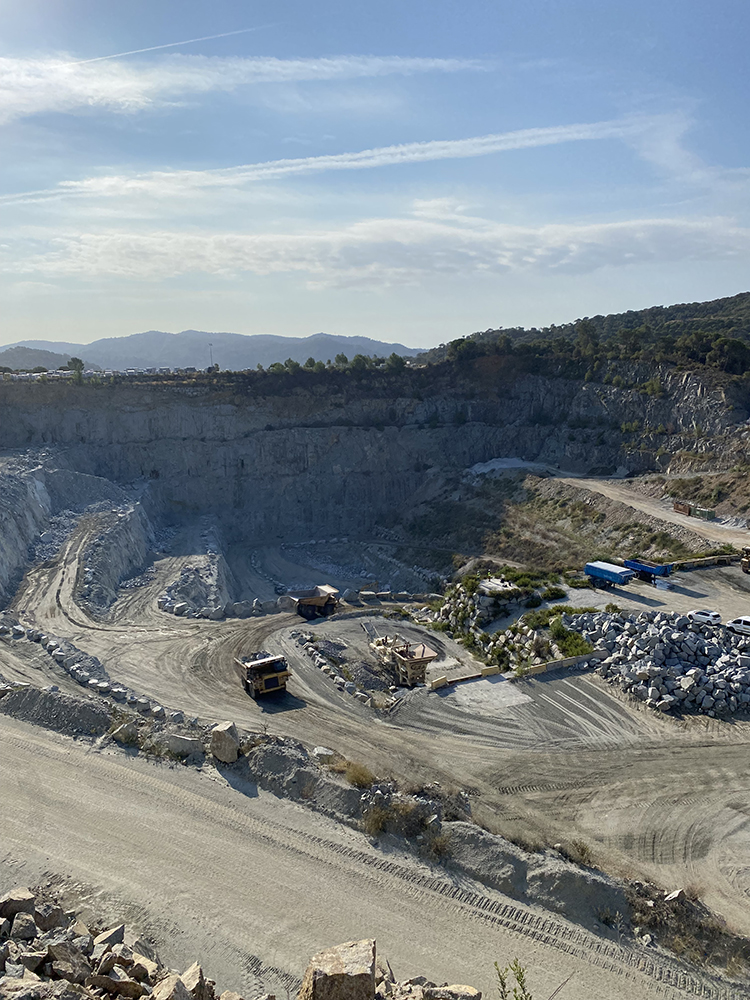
[4,331,423,371]
[0,346,96,371]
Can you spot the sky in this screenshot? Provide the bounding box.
[1,0,749,348]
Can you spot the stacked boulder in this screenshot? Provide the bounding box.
[0,620,119,698]
[0,885,230,1000]
[564,609,750,716]
[292,631,372,707]
[0,895,479,1000]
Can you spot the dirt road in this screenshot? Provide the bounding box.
[5,519,750,953]
[561,478,750,549]
[0,715,741,1000]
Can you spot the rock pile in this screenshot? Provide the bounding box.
[0,890,478,1000]
[291,631,373,707]
[157,556,228,620]
[414,581,581,670]
[0,884,231,1000]
[564,609,750,715]
[298,939,479,1000]
[0,620,112,692]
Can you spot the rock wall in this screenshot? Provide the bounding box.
[78,502,155,611]
[0,364,746,544]
[0,473,50,607]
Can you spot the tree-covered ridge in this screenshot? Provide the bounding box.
[419,291,750,378]
[420,291,750,372]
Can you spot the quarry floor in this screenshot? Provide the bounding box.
[3,476,750,998]
[3,713,733,1000]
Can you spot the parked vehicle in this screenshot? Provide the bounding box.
[726,616,750,636]
[623,558,673,580]
[741,547,750,575]
[687,609,721,626]
[584,561,635,588]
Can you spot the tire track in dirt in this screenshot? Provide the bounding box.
[0,727,742,1000]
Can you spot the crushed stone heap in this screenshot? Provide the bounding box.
[564,609,750,716]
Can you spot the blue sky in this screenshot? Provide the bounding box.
[1,0,748,347]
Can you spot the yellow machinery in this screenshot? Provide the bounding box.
[235,654,290,698]
[741,547,750,574]
[370,634,438,687]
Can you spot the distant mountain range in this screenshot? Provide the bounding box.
[1,330,424,372]
[0,346,93,372]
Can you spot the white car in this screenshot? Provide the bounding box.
[688,609,721,626]
[726,616,750,636]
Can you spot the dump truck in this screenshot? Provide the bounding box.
[370,634,438,687]
[235,653,290,698]
[284,585,339,620]
[623,558,674,581]
[741,547,750,574]
[584,561,635,588]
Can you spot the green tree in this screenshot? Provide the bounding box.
[350,353,372,372]
[284,358,301,373]
[67,357,85,373]
[385,352,406,372]
[334,353,349,368]
[304,356,316,369]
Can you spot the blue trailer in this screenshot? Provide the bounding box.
[623,558,674,580]
[584,561,635,588]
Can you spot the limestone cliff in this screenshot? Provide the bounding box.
[0,361,746,547]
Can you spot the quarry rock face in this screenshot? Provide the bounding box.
[0,366,740,559]
[298,939,376,1000]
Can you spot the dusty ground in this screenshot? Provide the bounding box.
[560,477,750,549]
[4,715,736,1000]
[3,478,750,996]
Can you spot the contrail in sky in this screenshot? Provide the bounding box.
[71,26,276,65]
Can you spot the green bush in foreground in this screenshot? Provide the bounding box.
[549,616,594,658]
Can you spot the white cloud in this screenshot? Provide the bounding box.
[7,211,747,289]
[0,116,655,206]
[0,53,485,125]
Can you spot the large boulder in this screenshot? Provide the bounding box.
[48,939,93,983]
[0,888,35,920]
[34,901,66,932]
[164,734,204,758]
[10,912,38,940]
[298,939,376,1000]
[181,961,211,1000]
[153,974,193,1000]
[210,722,240,764]
[111,722,139,747]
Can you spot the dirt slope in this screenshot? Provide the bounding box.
[0,715,740,1000]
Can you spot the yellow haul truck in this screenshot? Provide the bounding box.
[235,654,291,699]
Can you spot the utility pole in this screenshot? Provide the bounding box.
[208,343,214,368]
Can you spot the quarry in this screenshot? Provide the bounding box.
[3,346,750,1000]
